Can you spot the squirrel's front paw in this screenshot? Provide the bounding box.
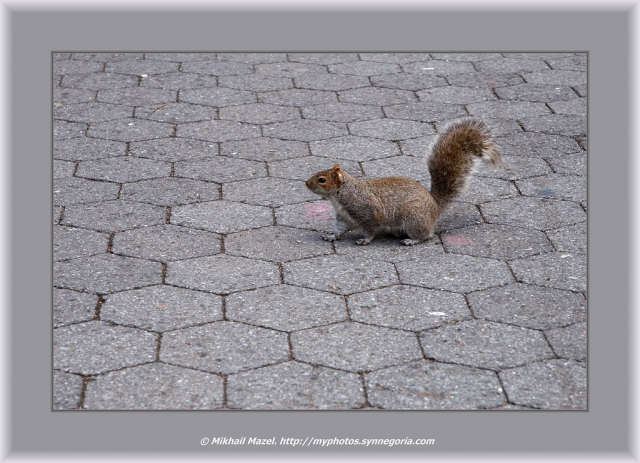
[356,238,372,246]
[322,233,338,242]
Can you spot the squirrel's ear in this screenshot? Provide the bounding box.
[331,165,343,188]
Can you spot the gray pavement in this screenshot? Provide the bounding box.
[53,52,587,410]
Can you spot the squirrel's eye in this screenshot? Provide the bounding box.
[318,177,326,184]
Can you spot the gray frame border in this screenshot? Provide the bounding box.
[3,2,635,460]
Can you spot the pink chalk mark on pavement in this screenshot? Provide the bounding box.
[304,202,332,220]
[444,235,471,246]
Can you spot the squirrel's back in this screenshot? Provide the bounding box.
[428,118,501,211]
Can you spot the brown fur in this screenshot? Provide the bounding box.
[305,117,501,246]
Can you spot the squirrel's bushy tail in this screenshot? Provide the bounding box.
[428,117,501,211]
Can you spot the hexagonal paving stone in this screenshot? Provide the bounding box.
[219,103,300,125]
[258,88,338,107]
[499,359,586,409]
[419,320,554,370]
[364,360,505,410]
[54,87,97,105]
[166,255,280,294]
[382,101,467,123]
[348,285,471,331]
[174,156,266,183]
[466,100,551,120]
[171,200,273,234]
[54,254,163,294]
[218,74,294,92]
[53,159,75,178]
[275,200,336,232]
[224,177,317,207]
[309,136,400,161]
[135,102,218,124]
[54,177,120,206]
[474,56,551,74]
[112,224,221,262]
[54,102,134,123]
[225,226,332,262]
[291,322,422,372]
[255,61,328,77]
[140,72,219,90]
[283,255,398,295]
[227,361,365,409]
[53,370,83,410]
[546,152,587,176]
[510,252,586,292]
[54,137,127,161]
[349,119,433,141]
[361,156,431,183]
[545,322,587,361]
[403,60,477,75]
[338,87,416,106]
[61,73,139,90]
[471,155,552,181]
[263,119,348,142]
[54,320,157,374]
[480,197,586,231]
[294,73,370,91]
[520,114,586,137]
[53,287,98,327]
[142,53,217,62]
[329,61,401,76]
[180,60,253,76]
[516,174,586,202]
[548,99,586,116]
[226,284,347,332]
[436,202,485,232]
[61,200,166,233]
[417,86,496,105]
[454,176,518,204]
[467,283,586,330]
[54,120,86,140]
[119,178,220,207]
[176,120,261,142]
[54,59,104,75]
[370,73,448,91]
[441,224,553,260]
[494,84,578,103]
[105,59,179,75]
[129,137,218,162]
[546,222,586,254]
[301,102,383,123]
[495,132,582,157]
[268,156,361,181]
[221,137,309,161]
[83,363,224,410]
[179,87,256,107]
[54,225,109,261]
[97,87,177,106]
[396,254,513,293]
[160,321,289,374]
[100,285,223,332]
[521,70,587,86]
[440,72,525,89]
[87,118,174,142]
[76,156,171,183]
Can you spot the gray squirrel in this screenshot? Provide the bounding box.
[305,117,502,246]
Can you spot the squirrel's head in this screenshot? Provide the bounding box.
[306,164,344,196]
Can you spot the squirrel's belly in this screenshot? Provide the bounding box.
[328,196,360,229]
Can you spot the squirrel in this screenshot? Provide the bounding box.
[305,117,502,246]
